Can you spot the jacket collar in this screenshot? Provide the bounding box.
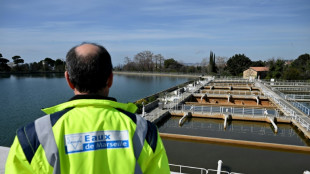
[42,95,137,115]
[69,94,117,102]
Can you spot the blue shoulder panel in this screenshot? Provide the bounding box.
[16,122,40,163]
[17,107,73,164]
[50,107,74,126]
[116,108,137,124]
[116,109,158,153]
[145,121,158,153]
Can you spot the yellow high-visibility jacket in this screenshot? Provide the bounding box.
[5,95,170,174]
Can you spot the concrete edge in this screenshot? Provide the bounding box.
[0,146,10,173]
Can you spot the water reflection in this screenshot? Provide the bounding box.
[163,138,310,174]
[0,74,192,146]
[0,73,65,79]
[158,116,310,146]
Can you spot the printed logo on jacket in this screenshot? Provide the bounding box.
[65,130,129,154]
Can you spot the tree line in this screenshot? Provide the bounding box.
[115,50,310,80]
[1,50,309,80]
[0,53,65,73]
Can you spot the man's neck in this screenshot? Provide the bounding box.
[73,87,109,97]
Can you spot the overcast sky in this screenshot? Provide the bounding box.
[0,0,309,65]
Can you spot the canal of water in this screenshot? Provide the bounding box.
[158,116,310,174]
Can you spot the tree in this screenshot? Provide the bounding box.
[200,58,208,74]
[134,51,154,71]
[291,53,310,68]
[12,55,24,65]
[225,54,252,76]
[0,53,11,72]
[283,67,301,80]
[164,58,183,71]
[29,62,42,72]
[154,54,164,71]
[291,53,310,79]
[251,60,265,67]
[208,51,217,74]
[273,59,285,79]
[123,56,137,71]
[266,58,285,79]
[0,53,9,64]
[43,57,56,71]
[54,59,65,72]
[12,55,24,72]
[215,56,228,75]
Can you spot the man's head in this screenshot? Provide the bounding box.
[65,42,113,95]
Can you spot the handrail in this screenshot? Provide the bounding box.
[169,163,208,174]
[271,86,310,92]
[200,90,263,96]
[256,81,310,131]
[169,161,243,174]
[262,82,310,116]
[170,104,281,118]
[261,79,310,83]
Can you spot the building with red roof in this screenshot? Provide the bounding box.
[243,67,269,79]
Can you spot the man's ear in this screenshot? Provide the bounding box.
[65,71,75,89]
[107,72,113,88]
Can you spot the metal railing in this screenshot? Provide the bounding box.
[207,83,254,87]
[169,104,280,118]
[170,164,208,174]
[292,115,310,131]
[286,94,310,100]
[291,102,310,116]
[263,83,310,116]
[213,79,250,83]
[256,81,310,131]
[200,90,262,96]
[271,86,310,92]
[262,79,310,83]
[262,80,310,86]
[169,161,243,174]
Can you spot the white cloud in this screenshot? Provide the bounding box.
[0,0,309,64]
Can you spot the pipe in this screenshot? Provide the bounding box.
[217,160,223,174]
[268,117,278,133]
[227,95,231,103]
[224,114,228,129]
[179,112,191,126]
[256,96,260,105]
[200,94,207,103]
[223,114,231,129]
[142,103,145,117]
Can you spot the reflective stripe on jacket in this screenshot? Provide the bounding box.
[5,95,170,174]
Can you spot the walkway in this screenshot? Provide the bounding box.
[256,81,310,137]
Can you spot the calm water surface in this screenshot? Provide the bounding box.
[0,73,192,146]
[159,116,310,146]
[159,117,310,174]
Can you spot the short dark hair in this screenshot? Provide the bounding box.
[66,42,112,93]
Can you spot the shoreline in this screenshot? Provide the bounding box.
[113,71,202,78]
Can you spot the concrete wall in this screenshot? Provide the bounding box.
[145,99,160,112]
[243,69,257,79]
[0,146,9,173]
